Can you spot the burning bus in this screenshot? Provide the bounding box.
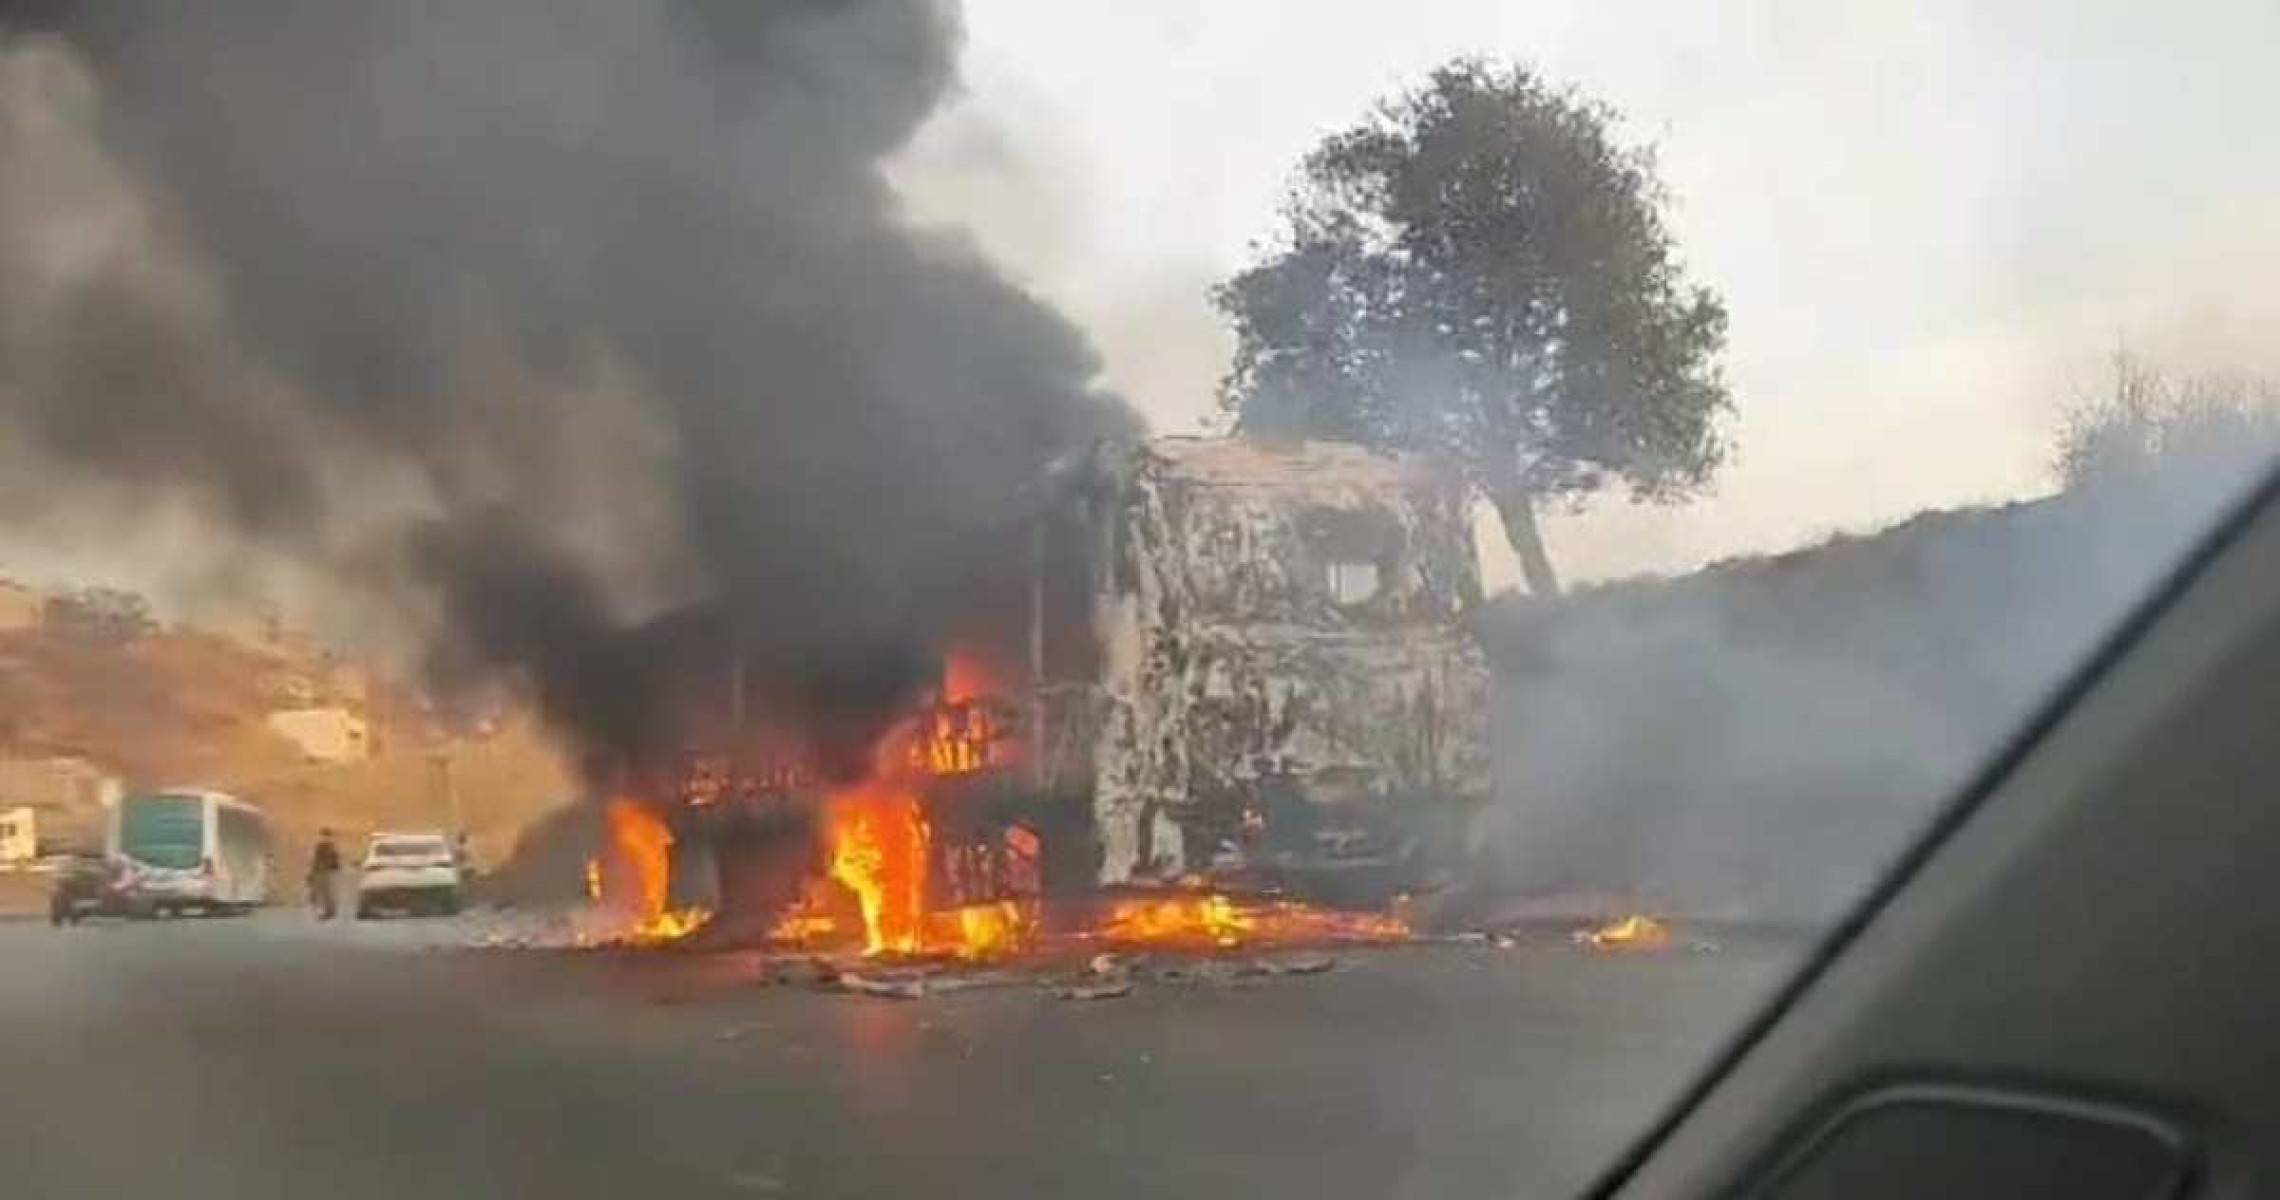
[586,436,1490,954]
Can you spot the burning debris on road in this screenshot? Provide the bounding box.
[1576,914,1675,952]
[725,945,1358,1005]
[1099,891,1409,951]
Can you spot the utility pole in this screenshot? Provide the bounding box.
[1028,513,1047,791]
[431,751,462,834]
[728,628,746,732]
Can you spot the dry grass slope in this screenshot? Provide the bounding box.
[0,624,577,886]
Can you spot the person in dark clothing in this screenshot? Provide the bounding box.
[308,829,343,920]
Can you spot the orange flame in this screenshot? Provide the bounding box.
[1104,892,1255,948]
[598,797,711,943]
[786,783,1038,960]
[1579,913,1671,951]
[909,699,1004,776]
[929,899,1034,960]
[1103,892,1409,950]
[618,648,1406,963]
[767,907,843,944]
[910,650,1012,776]
[801,680,1036,959]
[942,649,996,702]
[825,781,931,955]
[639,907,712,941]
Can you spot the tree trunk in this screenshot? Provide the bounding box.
[1487,481,1562,598]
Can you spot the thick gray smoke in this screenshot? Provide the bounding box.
[1470,462,2268,926]
[0,1,1132,776]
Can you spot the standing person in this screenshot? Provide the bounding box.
[307,829,343,920]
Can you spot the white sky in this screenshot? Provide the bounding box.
[893,0,2280,587]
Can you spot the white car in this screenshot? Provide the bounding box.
[355,831,464,918]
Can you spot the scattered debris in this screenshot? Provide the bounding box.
[1117,952,1338,986]
[762,956,840,987]
[1139,961,1191,983]
[644,942,1378,1008]
[837,971,929,1000]
[919,969,1022,995]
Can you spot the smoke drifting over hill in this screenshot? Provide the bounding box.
[1474,464,2267,923]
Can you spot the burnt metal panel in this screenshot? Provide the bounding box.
[1085,438,1490,883]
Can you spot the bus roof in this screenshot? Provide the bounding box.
[123,789,266,817]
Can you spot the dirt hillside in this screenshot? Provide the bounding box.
[0,617,579,885]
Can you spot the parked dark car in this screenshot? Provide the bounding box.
[48,856,120,926]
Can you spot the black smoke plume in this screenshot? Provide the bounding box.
[0,1,1133,776]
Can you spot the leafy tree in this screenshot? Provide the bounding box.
[2055,350,2280,489]
[1214,60,1731,595]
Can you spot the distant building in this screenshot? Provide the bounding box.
[0,757,120,854]
[267,706,372,763]
[0,806,36,862]
[0,580,42,633]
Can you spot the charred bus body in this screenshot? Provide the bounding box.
[655,437,1491,924]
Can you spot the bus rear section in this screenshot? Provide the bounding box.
[109,791,272,915]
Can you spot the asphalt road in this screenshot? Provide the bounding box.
[0,912,1796,1199]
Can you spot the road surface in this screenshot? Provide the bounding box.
[0,912,1796,1198]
